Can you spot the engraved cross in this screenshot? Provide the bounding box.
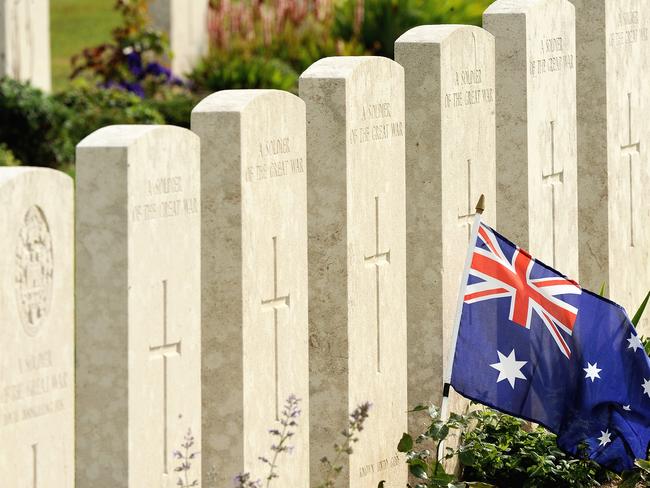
[458,159,476,242]
[620,92,641,247]
[365,196,391,374]
[542,121,564,267]
[261,237,291,421]
[149,280,182,479]
[32,443,38,488]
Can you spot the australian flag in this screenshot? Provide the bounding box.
[450,222,650,472]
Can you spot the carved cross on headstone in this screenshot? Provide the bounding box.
[148,280,182,478]
[542,121,564,267]
[620,92,641,248]
[261,236,291,421]
[458,159,476,242]
[364,196,391,374]
[31,443,38,488]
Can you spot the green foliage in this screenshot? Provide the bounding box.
[399,405,616,488]
[195,0,365,93]
[146,88,199,129]
[334,0,493,58]
[398,404,496,488]
[0,77,71,167]
[620,458,650,487]
[0,78,185,170]
[631,291,650,328]
[461,409,612,488]
[54,83,165,148]
[190,54,298,93]
[0,143,21,166]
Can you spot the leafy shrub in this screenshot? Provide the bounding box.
[190,54,298,93]
[398,404,496,487]
[398,405,614,488]
[334,0,493,58]
[54,84,165,149]
[0,77,71,167]
[461,409,612,488]
[146,88,199,129]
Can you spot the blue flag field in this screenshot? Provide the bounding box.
[450,222,650,473]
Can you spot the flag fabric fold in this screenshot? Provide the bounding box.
[450,222,650,473]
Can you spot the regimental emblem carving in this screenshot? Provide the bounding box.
[15,206,54,336]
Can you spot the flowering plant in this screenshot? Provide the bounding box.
[71,0,182,98]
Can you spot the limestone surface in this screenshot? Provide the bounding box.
[484,0,579,278]
[76,125,201,488]
[395,23,496,431]
[192,90,309,487]
[300,56,407,487]
[571,0,650,332]
[0,167,73,488]
[0,0,51,91]
[149,0,209,76]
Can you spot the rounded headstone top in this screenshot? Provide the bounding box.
[485,0,573,15]
[300,56,402,80]
[77,124,198,149]
[0,166,71,189]
[396,24,492,45]
[192,89,304,115]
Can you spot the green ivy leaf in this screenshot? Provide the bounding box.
[398,433,414,452]
[631,291,650,327]
[459,449,477,467]
[409,460,429,480]
[635,458,650,472]
[409,404,429,412]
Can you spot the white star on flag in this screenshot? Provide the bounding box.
[627,333,643,352]
[598,430,612,447]
[584,362,602,382]
[623,405,631,411]
[643,378,650,398]
[490,349,527,389]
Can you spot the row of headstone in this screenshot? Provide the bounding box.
[1,0,649,487]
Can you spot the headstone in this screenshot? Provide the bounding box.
[300,57,407,486]
[395,24,496,425]
[149,0,209,76]
[76,126,201,487]
[484,0,579,278]
[0,0,51,91]
[0,167,73,487]
[191,90,309,487]
[571,0,650,333]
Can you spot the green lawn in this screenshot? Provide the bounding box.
[50,0,121,91]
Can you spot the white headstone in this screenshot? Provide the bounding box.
[300,57,407,486]
[0,0,51,91]
[395,24,496,424]
[149,0,209,76]
[191,90,309,487]
[76,126,201,487]
[0,167,73,488]
[484,0,579,277]
[571,0,650,332]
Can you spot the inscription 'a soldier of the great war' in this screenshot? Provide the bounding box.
[15,205,54,337]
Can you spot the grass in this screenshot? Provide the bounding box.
[50,0,121,91]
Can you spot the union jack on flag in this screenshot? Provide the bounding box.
[450,221,650,473]
[464,223,581,358]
